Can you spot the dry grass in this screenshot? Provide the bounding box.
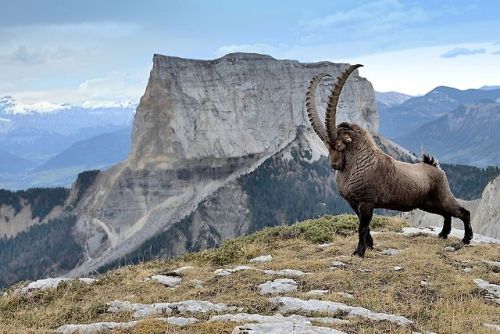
[0,215,498,334]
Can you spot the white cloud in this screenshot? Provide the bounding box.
[300,0,435,35]
[440,47,486,58]
[7,45,78,65]
[215,43,288,58]
[339,42,500,95]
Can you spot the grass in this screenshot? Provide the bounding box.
[0,214,498,334]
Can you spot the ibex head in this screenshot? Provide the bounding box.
[305,64,363,170]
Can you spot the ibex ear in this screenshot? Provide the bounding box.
[342,134,352,143]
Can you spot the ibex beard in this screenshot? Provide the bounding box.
[305,66,473,257]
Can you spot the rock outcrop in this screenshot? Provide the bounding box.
[471,175,500,239]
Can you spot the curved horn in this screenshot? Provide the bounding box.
[305,73,330,143]
[325,64,363,143]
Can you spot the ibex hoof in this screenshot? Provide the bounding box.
[438,232,448,239]
[462,235,472,245]
[352,249,365,257]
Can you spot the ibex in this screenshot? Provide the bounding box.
[305,65,473,257]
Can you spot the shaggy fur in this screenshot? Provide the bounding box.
[331,123,472,256]
[306,69,472,257]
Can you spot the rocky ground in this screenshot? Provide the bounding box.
[0,215,499,333]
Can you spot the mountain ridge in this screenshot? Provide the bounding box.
[379,86,500,139]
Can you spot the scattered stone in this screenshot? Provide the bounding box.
[232,322,346,334]
[358,268,373,273]
[463,267,472,273]
[444,246,456,252]
[270,297,414,326]
[151,275,182,287]
[259,279,298,295]
[317,243,333,249]
[401,227,500,245]
[310,317,351,325]
[108,299,237,318]
[172,266,195,274]
[483,260,500,270]
[329,261,346,270]
[214,266,255,276]
[394,266,403,271]
[14,277,96,295]
[474,279,500,304]
[57,317,198,334]
[420,280,429,287]
[249,255,273,263]
[58,321,137,334]
[164,317,199,326]
[306,290,329,296]
[210,312,349,331]
[381,249,400,256]
[263,269,310,277]
[336,292,354,299]
[190,279,204,289]
[483,323,500,332]
[210,313,310,325]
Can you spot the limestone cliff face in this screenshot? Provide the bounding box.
[130,53,377,169]
[70,53,378,275]
[471,175,500,239]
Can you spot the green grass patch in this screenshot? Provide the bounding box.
[183,215,406,266]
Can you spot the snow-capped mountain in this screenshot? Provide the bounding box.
[0,96,137,189]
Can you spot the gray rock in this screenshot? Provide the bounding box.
[306,290,329,296]
[57,317,198,334]
[151,275,182,287]
[483,323,500,332]
[107,299,236,318]
[329,261,347,270]
[232,322,346,334]
[270,296,413,326]
[474,279,500,304]
[483,260,500,270]
[14,277,96,295]
[381,248,400,256]
[259,279,298,295]
[249,255,273,263]
[336,292,354,299]
[263,269,310,277]
[214,265,255,276]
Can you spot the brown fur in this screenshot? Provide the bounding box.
[330,122,472,256]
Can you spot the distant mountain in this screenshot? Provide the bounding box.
[35,127,131,172]
[480,85,500,90]
[395,102,500,167]
[375,91,413,107]
[0,149,35,173]
[0,96,136,164]
[379,86,500,138]
[0,128,131,189]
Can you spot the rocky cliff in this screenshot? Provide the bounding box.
[69,53,379,275]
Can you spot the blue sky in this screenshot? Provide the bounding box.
[1,0,500,105]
